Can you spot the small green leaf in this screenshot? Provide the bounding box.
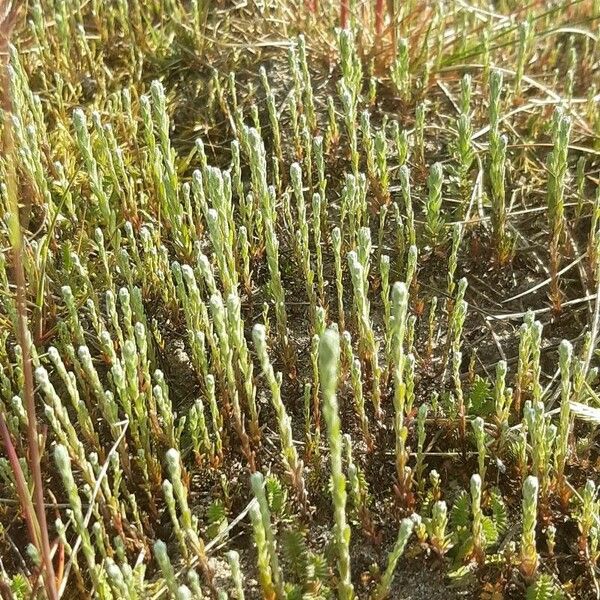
[450,490,471,530]
[482,516,498,546]
[469,377,493,416]
[489,488,508,535]
[265,474,288,517]
[206,499,228,540]
[526,574,565,600]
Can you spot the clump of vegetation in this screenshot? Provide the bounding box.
[1,0,600,598]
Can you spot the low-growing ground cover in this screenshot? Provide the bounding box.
[1,1,600,598]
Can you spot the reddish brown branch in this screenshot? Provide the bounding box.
[340,0,349,28]
[1,2,58,598]
[375,0,384,35]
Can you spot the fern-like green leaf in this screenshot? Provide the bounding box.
[308,553,329,582]
[305,552,331,599]
[450,490,471,530]
[10,573,30,600]
[525,574,565,600]
[482,516,498,547]
[265,474,288,517]
[282,528,309,582]
[285,583,304,600]
[469,376,493,417]
[206,499,228,540]
[489,488,508,535]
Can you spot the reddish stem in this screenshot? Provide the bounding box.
[1,4,58,597]
[375,0,384,35]
[0,415,40,549]
[340,0,349,28]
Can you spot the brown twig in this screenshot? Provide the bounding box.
[0,2,58,598]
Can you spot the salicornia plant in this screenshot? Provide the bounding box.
[547,110,571,312]
[319,329,354,600]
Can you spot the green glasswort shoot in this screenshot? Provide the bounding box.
[319,329,354,600]
[425,162,444,245]
[520,476,539,581]
[374,518,414,600]
[250,472,286,599]
[547,110,571,312]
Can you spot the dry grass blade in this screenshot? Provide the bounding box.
[569,401,600,425]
